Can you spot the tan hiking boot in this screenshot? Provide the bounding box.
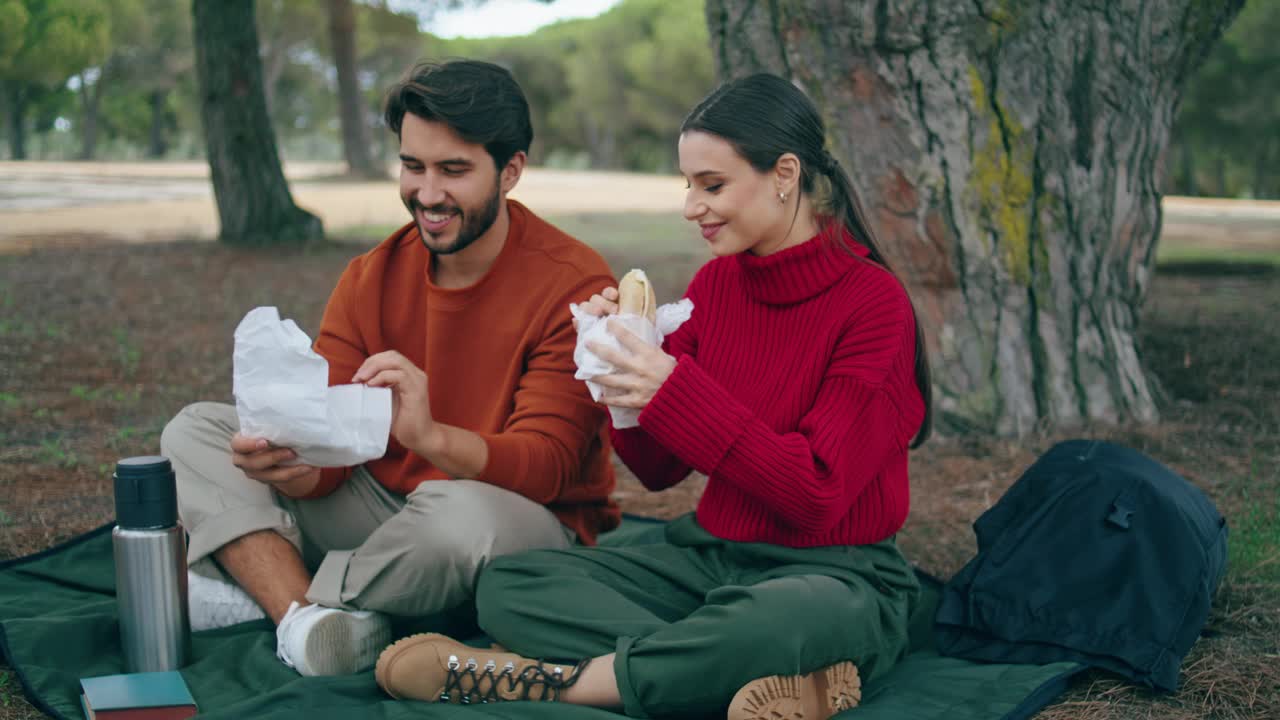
[727,661,862,720]
[375,633,588,704]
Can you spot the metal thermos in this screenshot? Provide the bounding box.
[112,456,190,672]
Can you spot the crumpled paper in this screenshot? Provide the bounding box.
[571,272,694,428]
[232,306,391,467]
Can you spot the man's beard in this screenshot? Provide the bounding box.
[409,179,502,256]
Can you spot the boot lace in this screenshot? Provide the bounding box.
[438,654,590,704]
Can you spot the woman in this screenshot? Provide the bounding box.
[373,73,933,720]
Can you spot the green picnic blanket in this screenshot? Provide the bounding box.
[0,517,1082,719]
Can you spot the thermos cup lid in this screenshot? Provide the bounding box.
[113,456,178,529]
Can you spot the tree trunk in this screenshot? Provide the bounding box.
[327,0,382,178]
[6,84,27,160]
[707,0,1242,435]
[1257,142,1276,200]
[78,73,102,161]
[148,89,169,158]
[582,114,618,169]
[192,0,322,246]
[1180,140,1196,196]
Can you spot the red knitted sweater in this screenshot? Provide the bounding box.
[613,226,925,547]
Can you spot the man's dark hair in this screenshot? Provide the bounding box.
[384,59,533,169]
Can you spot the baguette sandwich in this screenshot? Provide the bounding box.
[617,269,657,324]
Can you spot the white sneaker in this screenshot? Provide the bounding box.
[187,565,267,631]
[275,601,392,676]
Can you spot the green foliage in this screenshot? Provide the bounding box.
[359,1,435,102]
[98,86,153,145]
[1157,244,1280,268]
[1,0,110,87]
[338,211,698,258]
[0,1,30,73]
[0,668,16,707]
[96,0,191,154]
[102,0,145,48]
[37,436,79,468]
[69,384,139,404]
[1,0,1274,193]
[28,82,75,131]
[113,326,140,377]
[0,0,192,159]
[109,0,193,97]
[1229,487,1280,584]
[446,0,714,172]
[256,0,328,135]
[4,0,714,169]
[545,211,695,254]
[1171,0,1280,198]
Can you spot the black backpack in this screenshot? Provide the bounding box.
[934,439,1228,691]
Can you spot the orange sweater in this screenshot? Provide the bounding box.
[309,200,620,544]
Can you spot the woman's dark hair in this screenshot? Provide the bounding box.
[682,73,933,447]
[383,59,533,169]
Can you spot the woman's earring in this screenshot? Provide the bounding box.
[778,192,787,204]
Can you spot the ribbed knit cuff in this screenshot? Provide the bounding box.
[638,355,753,475]
[475,432,527,490]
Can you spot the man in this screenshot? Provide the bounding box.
[160,60,620,677]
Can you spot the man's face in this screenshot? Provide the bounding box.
[398,113,503,256]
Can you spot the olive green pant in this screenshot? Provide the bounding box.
[476,513,919,718]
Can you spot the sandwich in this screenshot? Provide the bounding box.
[617,269,657,324]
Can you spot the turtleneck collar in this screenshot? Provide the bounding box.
[735,223,871,305]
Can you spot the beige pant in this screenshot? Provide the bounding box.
[159,401,573,617]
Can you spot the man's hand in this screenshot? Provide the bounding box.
[573,286,620,331]
[230,434,321,498]
[352,350,439,457]
[587,319,677,409]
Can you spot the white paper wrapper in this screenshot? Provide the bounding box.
[232,307,391,467]
[571,272,693,428]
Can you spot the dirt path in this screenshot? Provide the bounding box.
[2,161,1277,252]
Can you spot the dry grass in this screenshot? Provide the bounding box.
[1,231,1277,719]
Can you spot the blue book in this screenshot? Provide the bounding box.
[79,671,197,720]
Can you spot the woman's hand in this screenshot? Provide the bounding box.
[588,320,677,409]
[352,351,439,457]
[573,287,620,330]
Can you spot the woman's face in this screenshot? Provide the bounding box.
[678,131,793,257]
